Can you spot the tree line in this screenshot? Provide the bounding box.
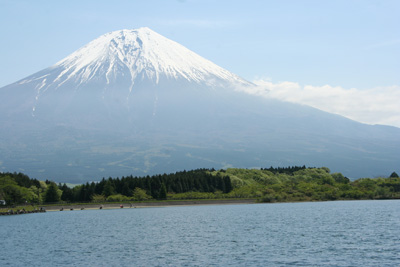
[0,169,233,204]
[59,168,233,203]
[1,167,399,205]
[261,165,307,175]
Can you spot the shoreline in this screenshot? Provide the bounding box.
[44,199,257,211]
[4,199,398,214]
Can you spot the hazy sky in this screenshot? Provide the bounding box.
[0,0,399,127]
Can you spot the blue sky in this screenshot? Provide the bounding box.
[1,0,399,126]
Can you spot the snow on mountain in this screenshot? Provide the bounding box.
[11,27,254,119]
[19,27,251,93]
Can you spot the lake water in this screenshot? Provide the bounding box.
[1,200,399,266]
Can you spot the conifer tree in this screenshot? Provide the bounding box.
[223,176,233,193]
[159,183,167,199]
[390,172,399,178]
[60,183,73,202]
[45,182,60,203]
[102,180,116,197]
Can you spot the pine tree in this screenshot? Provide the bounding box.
[390,172,399,178]
[102,180,115,197]
[121,182,132,196]
[159,183,167,199]
[223,176,233,193]
[60,183,73,202]
[45,183,60,203]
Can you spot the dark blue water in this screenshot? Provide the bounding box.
[1,200,399,266]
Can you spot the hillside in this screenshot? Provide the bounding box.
[1,167,399,206]
[211,167,400,202]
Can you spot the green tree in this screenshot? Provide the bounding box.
[223,176,233,193]
[44,183,61,203]
[60,183,73,202]
[102,180,116,197]
[121,182,132,197]
[2,184,23,204]
[91,194,106,203]
[332,173,350,184]
[132,187,152,201]
[0,175,39,204]
[390,172,399,178]
[158,183,167,199]
[106,194,129,202]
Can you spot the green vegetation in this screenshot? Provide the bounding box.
[1,166,399,206]
[212,167,400,202]
[54,168,233,203]
[0,173,44,205]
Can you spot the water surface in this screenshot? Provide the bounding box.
[1,200,399,266]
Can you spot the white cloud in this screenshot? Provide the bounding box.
[250,79,400,128]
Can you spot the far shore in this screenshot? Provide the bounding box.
[43,199,257,211]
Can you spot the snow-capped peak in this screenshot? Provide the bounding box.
[51,27,251,88]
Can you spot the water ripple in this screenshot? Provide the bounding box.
[1,200,399,266]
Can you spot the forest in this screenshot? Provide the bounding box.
[1,166,399,206]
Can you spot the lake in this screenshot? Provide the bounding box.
[1,200,399,266]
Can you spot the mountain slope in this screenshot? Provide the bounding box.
[0,28,399,183]
[8,28,250,117]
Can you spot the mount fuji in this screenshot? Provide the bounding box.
[0,27,399,182]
